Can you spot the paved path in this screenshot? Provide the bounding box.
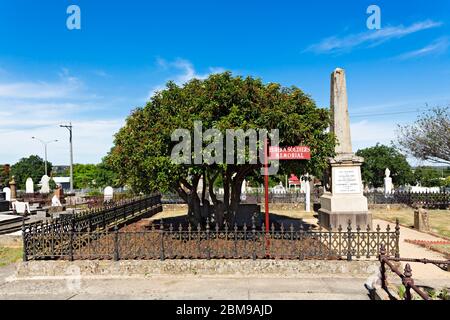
[0,272,371,300]
[374,219,450,283]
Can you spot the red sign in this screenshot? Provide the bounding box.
[268,146,311,160]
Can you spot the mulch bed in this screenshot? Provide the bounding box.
[70,218,339,260]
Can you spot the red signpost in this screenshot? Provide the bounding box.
[263,143,311,255]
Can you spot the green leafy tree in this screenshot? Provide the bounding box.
[106,72,335,225]
[0,165,10,188]
[356,144,413,188]
[73,164,98,189]
[445,176,450,188]
[10,155,51,190]
[72,162,120,189]
[413,167,445,187]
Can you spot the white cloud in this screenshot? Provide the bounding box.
[147,58,225,99]
[396,37,449,60]
[305,20,442,54]
[0,68,121,164]
[0,119,123,165]
[0,70,84,99]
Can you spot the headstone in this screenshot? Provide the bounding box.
[104,186,114,202]
[318,68,372,230]
[54,185,64,203]
[12,201,30,215]
[414,206,430,232]
[240,180,247,201]
[9,177,17,201]
[384,168,393,195]
[0,191,9,212]
[39,175,51,194]
[51,195,62,207]
[25,177,34,194]
[2,187,11,201]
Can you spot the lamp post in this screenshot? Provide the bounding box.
[31,137,58,176]
[60,123,74,193]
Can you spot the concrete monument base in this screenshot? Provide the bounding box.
[318,208,372,230]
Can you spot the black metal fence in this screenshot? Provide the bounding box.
[23,217,400,261]
[365,191,450,209]
[23,194,163,261]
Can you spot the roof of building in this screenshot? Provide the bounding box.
[53,177,71,183]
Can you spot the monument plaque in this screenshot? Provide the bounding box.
[334,167,361,194]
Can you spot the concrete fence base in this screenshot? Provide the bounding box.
[15,260,379,278]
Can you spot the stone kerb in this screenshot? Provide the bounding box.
[15,260,379,279]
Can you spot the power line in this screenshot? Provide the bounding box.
[350,108,426,118]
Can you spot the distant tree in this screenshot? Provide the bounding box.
[413,167,445,187]
[445,176,450,188]
[0,165,10,188]
[72,162,120,189]
[396,107,450,165]
[10,155,51,190]
[73,164,97,189]
[356,144,413,188]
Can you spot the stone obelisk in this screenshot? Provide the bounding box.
[318,68,372,230]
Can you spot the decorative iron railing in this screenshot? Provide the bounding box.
[23,217,400,261]
[365,191,450,209]
[23,194,163,261]
[379,245,450,300]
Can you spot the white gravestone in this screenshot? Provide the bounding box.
[240,180,247,201]
[12,201,30,214]
[26,178,34,194]
[2,187,11,202]
[384,168,393,195]
[39,175,51,194]
[104,186,114,202]
[52,195,62,207]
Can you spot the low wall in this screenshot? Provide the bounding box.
[16,260,379,278]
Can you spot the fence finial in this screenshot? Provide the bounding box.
[404,263,412,278]
[380,244,386,257]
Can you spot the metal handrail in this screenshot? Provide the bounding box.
[379,245,450,300]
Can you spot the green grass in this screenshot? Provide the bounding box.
[372,209,450,239]
[0,246,23,267]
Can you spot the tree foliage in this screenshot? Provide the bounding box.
[356,144,413,188]
[10,155,51,190]
[396,107,450,165]
[65,163,120,189]
[107,72,335,225]
[0,165,10,188]
[412,167,446,188]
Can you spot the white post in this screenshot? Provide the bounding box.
[305,174,311,212]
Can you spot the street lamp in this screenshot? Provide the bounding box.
[60,123,74,193]
[31,137,58,176]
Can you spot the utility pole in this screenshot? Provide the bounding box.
[31,137,58,176]
[60,123,74,193]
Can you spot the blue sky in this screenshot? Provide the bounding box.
[0,0,449,165]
